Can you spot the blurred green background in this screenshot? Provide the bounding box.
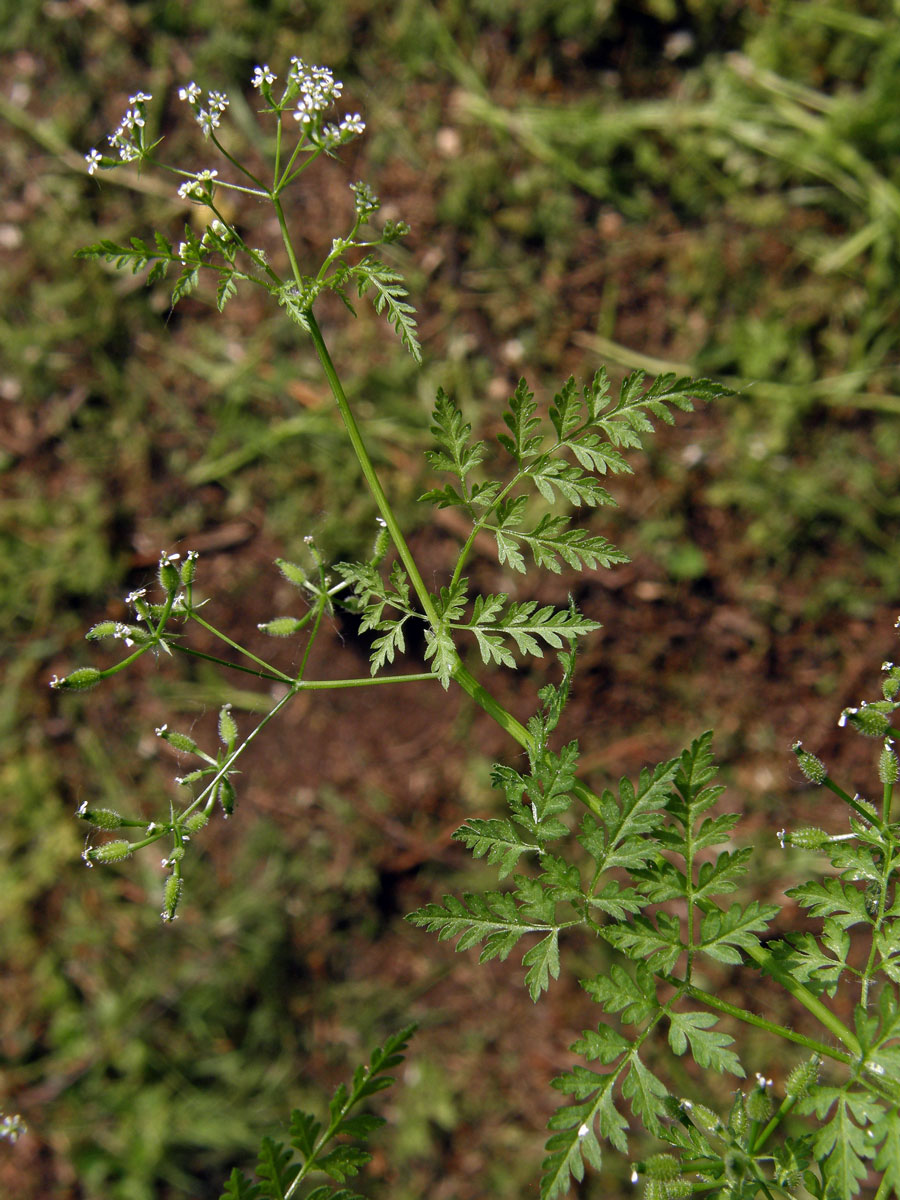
[3,1,900,1196]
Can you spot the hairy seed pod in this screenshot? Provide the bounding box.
[879,741,898,785]
[90,840,134,863]
[746,1083,772,1122]
[79,807,124,829]
[218,704,238,748]
[184,811,209,834]
[157,551,181,592]
[371,519,391,565]
[786,1057,820,1100]
[156,726,199,754]
[180,552,198,586]
[644,1155,682,1181]
[51,667,103,691]
[795,749,827,785]
[846,704,893,738]
[217,777,236,817]
[258,617,305,637]
[786,827,830,849]
[162,874,183,921]
[85,621,119,641]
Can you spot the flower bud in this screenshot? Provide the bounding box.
[50,667,103,691]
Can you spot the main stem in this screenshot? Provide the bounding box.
[306,311,534,752]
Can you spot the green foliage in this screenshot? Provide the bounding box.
[221,1026,414,1200]
[23,24,900,1200]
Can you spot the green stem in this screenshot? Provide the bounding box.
[179,686,297,821]
[189,613,292,680]
[297,672,438,689]
[683,981,854,1064]
[305,312,442,628]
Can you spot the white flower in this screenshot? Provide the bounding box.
[251,64,275,89]
[85,148,102,175]
[129,91,152,104]
[340,112,365,135]
[178,81,201,103]
[197,108,222,137]
[208,90,229,114]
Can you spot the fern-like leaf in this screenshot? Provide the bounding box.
[354,256,422,363]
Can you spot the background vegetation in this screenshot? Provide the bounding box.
[2,1,899,1196]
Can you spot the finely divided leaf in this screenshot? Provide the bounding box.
[622,1053,669,1136]
[219,1169,262,1200]
[582,963,659,1025]
[458,598,601,660]
[424,389,486,494]
[667,1010,744,1076]
[604,911,684,973]
[579,759,678,875]
[801,1087,881,1199]
[255,1137,299,1195]
[523,930,561,1000]
[498,379,543,465]
[492,514,628,574]
[453,817,539,879]
[406,891,559,996]
[316,1145,371,1182]
[699,901,779,966]
[787,878,872,928]
[354,256,421,363]
[873,1107,900,1198]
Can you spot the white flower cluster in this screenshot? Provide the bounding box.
[288,57,343,124]
[0,1112,26,1144]
[176,167,219,202]
[349,180,379,217]
[269,56,366,144]
[84,91,152,175]
[178,81,229,138]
